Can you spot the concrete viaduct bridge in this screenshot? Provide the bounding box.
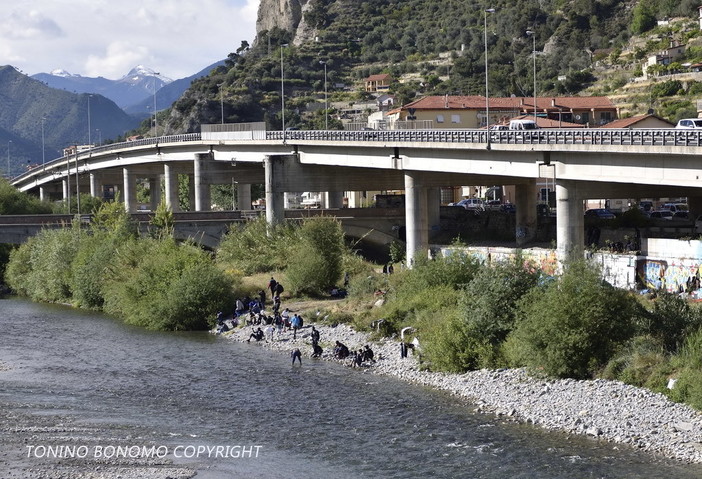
[10,125,702,263]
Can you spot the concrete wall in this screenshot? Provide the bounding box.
[437,237,702,298]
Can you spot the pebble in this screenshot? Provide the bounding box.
[220,320,702,464]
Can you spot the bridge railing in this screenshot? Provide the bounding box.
[267,128,702,147]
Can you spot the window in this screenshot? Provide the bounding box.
[451,115,461,124]
[436,114,444,123]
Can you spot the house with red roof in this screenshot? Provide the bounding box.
[364,74,393,92]
[387,95,619,129]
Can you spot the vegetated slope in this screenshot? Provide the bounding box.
[160,0,702,134]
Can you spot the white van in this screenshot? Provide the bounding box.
[509,119,539,130]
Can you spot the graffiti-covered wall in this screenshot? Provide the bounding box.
[437,238,702,295]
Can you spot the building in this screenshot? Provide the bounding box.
[386,95,619,129]
[364,74,392,92]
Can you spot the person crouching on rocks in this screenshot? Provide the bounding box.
[247,327,265,343]
[291,348,302,366]
[334,341,349,359]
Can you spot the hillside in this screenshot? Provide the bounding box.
[0,66,136,175]
[156,0,702,135]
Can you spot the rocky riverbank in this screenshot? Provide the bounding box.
[219,318,702,464]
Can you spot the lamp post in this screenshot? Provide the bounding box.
[280,44,289,137]
[87,94,93,148]
[526,30,537,121]
[218,83,225,124]
[41,117,46,167]
[319,60,328,130]
[6,140,11,177]
[153,74,160,136]
[484,8,495,147]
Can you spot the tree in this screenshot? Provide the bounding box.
[631,1,656,35]
[505,260,639,379]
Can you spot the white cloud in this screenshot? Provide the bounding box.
[0,0,260,79]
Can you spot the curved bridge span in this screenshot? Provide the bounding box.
[9,126,702,262]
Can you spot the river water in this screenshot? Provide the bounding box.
[2,297,702,479]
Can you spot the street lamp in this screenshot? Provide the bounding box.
[6,140,11,177]
[218,83,225,124]
[484,8,495,147]
[280,44,289,137]
[87,94,92,147]
[526,30,537,121]
[153,74,160,136]
[319,60,328,130]
[41,117,46,167]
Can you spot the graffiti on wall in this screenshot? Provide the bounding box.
[638,259,702,294]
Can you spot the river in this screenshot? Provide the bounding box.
[1,297,701,478]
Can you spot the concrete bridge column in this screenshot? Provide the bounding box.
[39,186,46,202]
[194,153,211,212]
[122,167,136,213]
[89,173,100,199]
[149,177,162,211]
[515,182,537,246]
[556,179,584,262]
[62,178,69,200]
[324,191,345,209]
[404,171,428,267]
[427,187,441,237]
[188,175,195,211]
[236,183,252,210]
[265,155,290,227]
[163,163,180,212]
[688,195,702,225]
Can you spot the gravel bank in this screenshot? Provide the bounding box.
[220,319,702,464]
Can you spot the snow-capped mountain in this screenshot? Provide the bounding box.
[32,66,173,111]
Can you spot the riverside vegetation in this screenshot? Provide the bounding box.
[2,185,702,411]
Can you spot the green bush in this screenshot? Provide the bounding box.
[102,238,235,330]
[600,335,670,389]
[5,226,81,303]
[644,293,702,353]
[217,216,296,274]
[0,178,52,215]
[505,260,639,379]
[286,217,346,296]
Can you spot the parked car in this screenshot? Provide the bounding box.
[672,211,690,220]
[509,119,539,130]
[650,210,674,220]
[500,203,516,213]
[660,203,688,213]
[675,118,702,129]
[638,200,653,212]
[585,208,616,219]
[486,200,502,210]
[450,198,485,211]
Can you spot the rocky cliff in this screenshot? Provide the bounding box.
[255,0,315,45]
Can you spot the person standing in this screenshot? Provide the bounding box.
[291,348,302,366]
[268,277,277,297]
[310,326,320,345]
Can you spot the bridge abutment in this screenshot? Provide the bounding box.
[556,179,584,262]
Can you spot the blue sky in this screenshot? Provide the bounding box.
[0,0,259,80]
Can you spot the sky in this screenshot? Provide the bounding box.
[0,0,260,80]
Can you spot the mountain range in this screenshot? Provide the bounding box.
[0,61,224,177]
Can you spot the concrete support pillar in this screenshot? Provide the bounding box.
[39,186,46,202]
[62,178,69,200]
[122,167,136,213]
[688,195,702,226]
[556,179,584,262]
[427,187,441,237]
[188,175,195,211]
[515,182,537,246]
[164,163,180,212]
[193,153,211,212]
[404,171,428,267]
[324,191,345,209]
[236,183,252,210]
[89,173,100,198]
[149,177,161,211]
[264,155,289,227]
